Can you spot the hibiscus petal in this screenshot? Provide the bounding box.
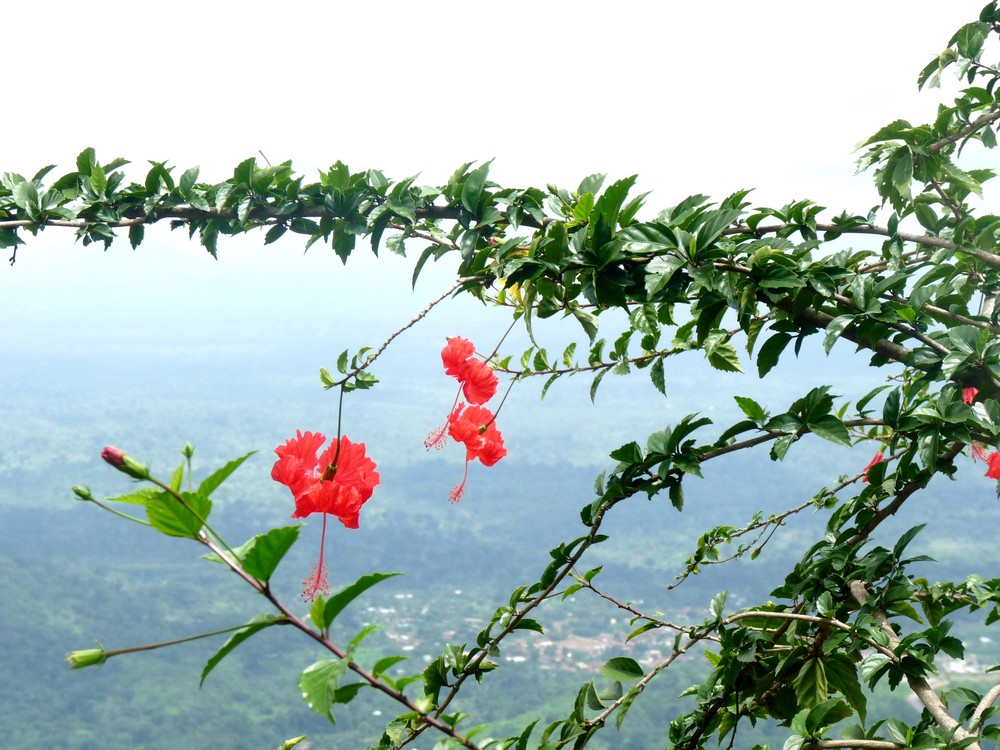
[441,336,476,379]
[461,359,499,405]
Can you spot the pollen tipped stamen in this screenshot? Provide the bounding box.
[425,422,449,451]
[302,515,332,602]
[449,461,470,503]
[302,560,331,602]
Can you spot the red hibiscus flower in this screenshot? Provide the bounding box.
[442,336,476,378]
[963,386,979,405]
[861,451,884,483]
[986,452,1000,480]
[272,431,380,600]
[446,404,507,502]
[440,336,498,405]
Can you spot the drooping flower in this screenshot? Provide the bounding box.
[442,336,477,378]
[460,358,499,405]
[446,404,507,502]
[440,336,497,405]
[861,451,884,483]
[963,386,979,405]
[986,452,1000,480]
[272,431,380,600]
[429,336,508,502]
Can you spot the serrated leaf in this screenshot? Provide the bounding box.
[299,658,349,722]
[792,658,828,708]
[146,491,211,538]
[824,654,866,723]
[650,357,666,395]
[236,525,301,582]
[201,614,281,686]
[734,396,766,422]
[106,487,160,505]
[570,303,599,343]
[710,590,728,619]
[197,451,256,497]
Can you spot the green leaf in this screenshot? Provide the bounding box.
[615,685,642,729]
[757,332,790,377]
[650,357,666,395]
[197,451,256,497]
[570,302,599,343]
[600,656,643,683]
[461,161,492,214]
[792,658,828,708]
[734,396,766,422]
[824,654,866,722]
[510,618,543,634]
[594,175,638,230]
[200,614,281,686]
[706,340,743,372]
[0,228,23,249]
[146,491,211,538]
[892,524,926,559]
[610,441,643,464]
[179,166,200,197]
[322,572,402,628]
[823,314,854,354]
[372,655,408,678]
[106,487,160,505]
[236,525,301,582]
[12,180,38,212]
[90,164,107,196]
[299,657,350,722]
[710,590,728,620]
[807,415,852,447]
[264,224,287,245]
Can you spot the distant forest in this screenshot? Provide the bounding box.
[4,301,1000,749]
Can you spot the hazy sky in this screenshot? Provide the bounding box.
[1,2,987,312]
[0,2,991,463]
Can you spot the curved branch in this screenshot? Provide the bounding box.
[928,109,1000,153]
[847,579,976,749]
[970,682,1000,732]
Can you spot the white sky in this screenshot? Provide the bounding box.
[1,1,985,209]
[0,1,992,432]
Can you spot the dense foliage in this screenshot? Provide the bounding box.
[9,4,1000,749]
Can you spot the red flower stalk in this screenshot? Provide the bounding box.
[272,431,380,600]
[971,443,989,463]
[446,404,507,502]
[861,451,884,483]
[986,452,1000,480]
[963,386,979,405]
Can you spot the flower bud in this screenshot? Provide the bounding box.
[101,446,149,480]
[66,647,107,669]
[71,485,93,501]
